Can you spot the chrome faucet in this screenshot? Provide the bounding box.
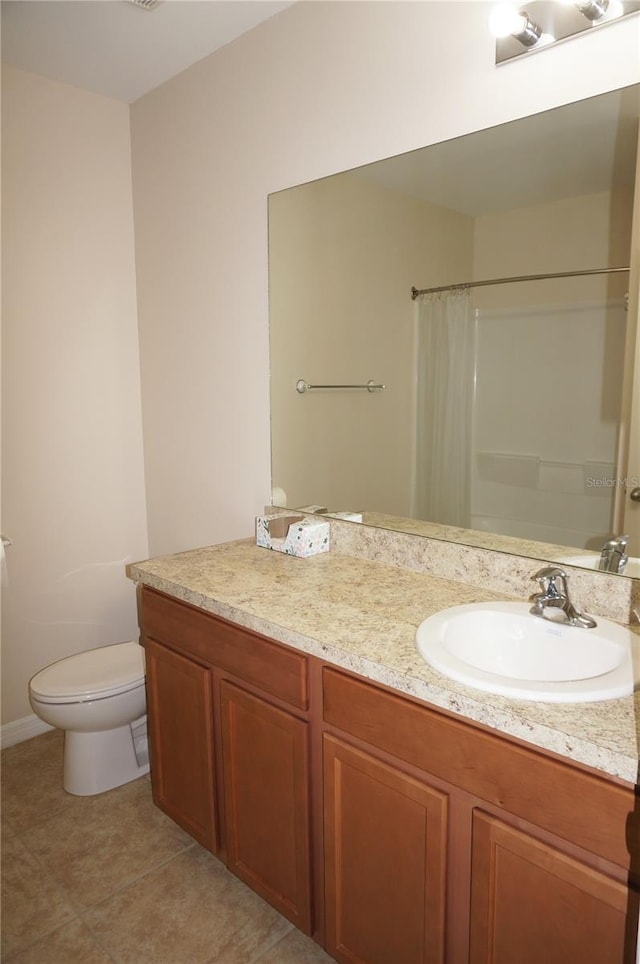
[597,535,629,574]
[529,567,597,629]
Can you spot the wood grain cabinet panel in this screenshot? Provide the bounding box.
[323,667,634,870]
[220,680,313,934]
[144,638,218,852]
[141,587,308,709]
[469,810,629,964]
[323,734,447,964]
[140,590,638,964]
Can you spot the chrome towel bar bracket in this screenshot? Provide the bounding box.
[296,379,386,394]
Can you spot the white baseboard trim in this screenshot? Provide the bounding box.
[1,714,54,749]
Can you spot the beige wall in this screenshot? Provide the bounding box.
[130,1,640,558]
[1,67,149,727]
[1,2,638,729]
[269,172,474,515]
[473,191,632,308]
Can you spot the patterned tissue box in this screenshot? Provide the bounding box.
[255,513,330,558]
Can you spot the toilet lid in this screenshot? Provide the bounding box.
[29,641,145,703]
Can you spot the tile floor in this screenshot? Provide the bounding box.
[1,730,334,963]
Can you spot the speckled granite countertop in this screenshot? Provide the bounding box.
[127,540,639,785]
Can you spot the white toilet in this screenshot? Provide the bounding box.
[28,641,150,796]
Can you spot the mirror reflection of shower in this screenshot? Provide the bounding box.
[412,267,628,550]
[268,86,639,564]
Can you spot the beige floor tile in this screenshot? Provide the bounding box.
[1,733,339,964]
[6,918,116,964]
[1,731,80,835]
[24,776,193,911]
[83,845,287,964]
[0,834,77,959]
[205,899,293,963]
[255,928,336,964]
[2,818,17,841]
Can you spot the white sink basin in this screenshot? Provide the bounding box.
[557,555,640,578]
[415,602,638,703]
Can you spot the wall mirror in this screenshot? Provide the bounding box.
[268,85,640,575]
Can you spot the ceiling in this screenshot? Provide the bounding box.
[1,0,295,103]
[3,2,638,213]
[356,84,640,216]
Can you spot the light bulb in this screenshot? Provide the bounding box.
[489,3,527,37]
[489,4,543,45]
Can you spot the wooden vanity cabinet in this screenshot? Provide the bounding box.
[469,811,629,964]
[323,733,448,964]
[145,637,218,851]
[220,680,312,934]
[139,587,313,934]
[140,586,638,964]
[322,666,638,964]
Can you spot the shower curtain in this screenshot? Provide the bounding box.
[412,290,475,527]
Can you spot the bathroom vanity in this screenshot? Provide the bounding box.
[129,540,640,964]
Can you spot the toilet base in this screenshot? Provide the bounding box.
[63,721,150,796]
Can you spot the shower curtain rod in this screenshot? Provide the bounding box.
[410,266,630,300]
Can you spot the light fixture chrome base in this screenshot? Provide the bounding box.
[494,0,640,63]
[576,0,611,20]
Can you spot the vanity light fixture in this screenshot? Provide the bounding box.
[575,0,610,19]
[489,4,545,46]
[573,0,624,20]
[492,0,640,62]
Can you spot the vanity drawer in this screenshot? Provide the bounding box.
[141,587,308,710]
[322,667,635,869]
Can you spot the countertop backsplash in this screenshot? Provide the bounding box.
[316,513,640,626]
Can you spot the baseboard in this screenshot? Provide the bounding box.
[1,714,54,749]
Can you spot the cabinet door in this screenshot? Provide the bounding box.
[470,810,629,964]
[324,734,447,964]
[144,638,218,852]
[220,680,312,934]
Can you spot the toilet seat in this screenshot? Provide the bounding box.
[29,641,145,704]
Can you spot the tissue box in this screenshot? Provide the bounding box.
[256,513,330,558]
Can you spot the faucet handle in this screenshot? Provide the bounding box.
[531,566,569,597]
[598,535,630,573]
